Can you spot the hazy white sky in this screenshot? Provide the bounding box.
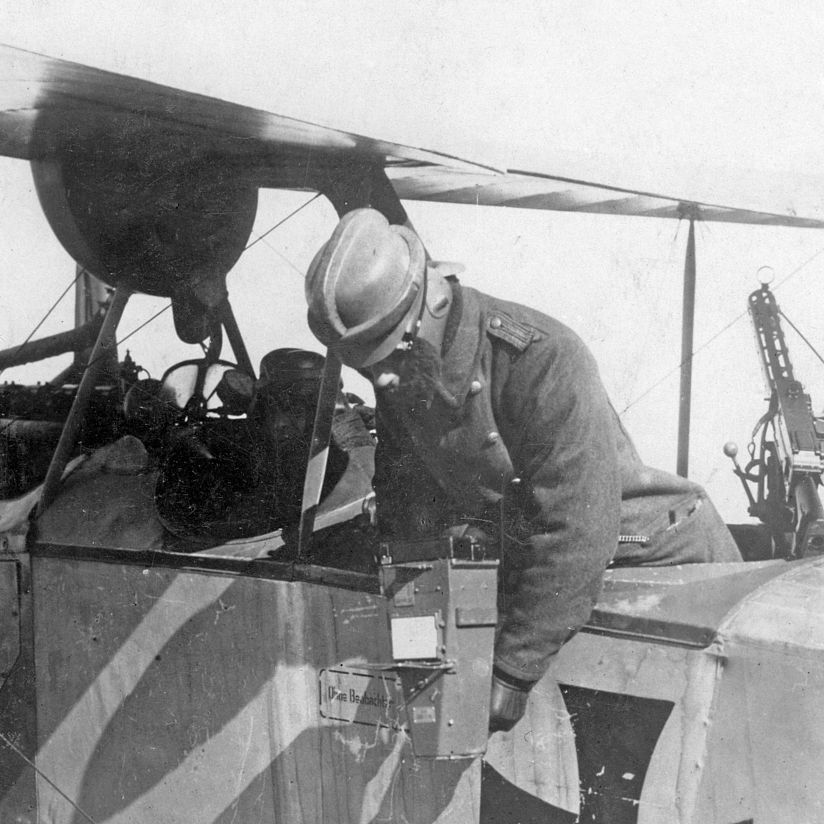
[3,2,824,520]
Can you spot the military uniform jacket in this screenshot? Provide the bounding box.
[373,283,740,686]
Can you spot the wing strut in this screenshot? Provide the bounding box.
[216,298,255,379]
[676,218,696,477]
[74,266,117,378]
[296,166,411,557]
[297,353,343,558]
[36,286,131,514]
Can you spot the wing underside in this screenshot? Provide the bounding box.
[2,42,822,230]
[0,43,488,171]
[387,164,824,228]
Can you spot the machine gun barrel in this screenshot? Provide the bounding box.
[745,283,824,557]
[749,285,823,478]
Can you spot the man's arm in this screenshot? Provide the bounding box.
[493,335,621,687]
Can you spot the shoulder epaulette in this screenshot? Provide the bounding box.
[485,312,534,351]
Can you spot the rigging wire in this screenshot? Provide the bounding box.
[116,302,171,348]
[0,730,99,824]
[258,238,305,277]
[86,194,323,361]
[0,198,326,813]
[2,192,322,386]
[92,193,322,381]
[0,270,86,438]
[243,192,321,252]
[80,301,173,373]
[779,309,824,370]
[0,195,320,447]
[0,300,175,438]
[619,242,824,416]
[0,268,84,382]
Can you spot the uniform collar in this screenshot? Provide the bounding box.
[438,280,484,406]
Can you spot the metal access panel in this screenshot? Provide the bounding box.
[380,536,499,759]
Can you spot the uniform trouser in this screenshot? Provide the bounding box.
[611,494,743,566]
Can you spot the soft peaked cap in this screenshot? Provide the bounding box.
[305,208,426,368]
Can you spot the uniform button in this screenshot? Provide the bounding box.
[469,380,482,395]
[489,317,502,329]
[485,431,500,445]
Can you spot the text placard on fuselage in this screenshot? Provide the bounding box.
[319,668,403,728]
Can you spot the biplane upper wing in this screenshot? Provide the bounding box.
[386,163,824,228]
[2,41,822,234]
[0,43,492,172]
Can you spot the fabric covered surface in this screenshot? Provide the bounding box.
[34,437,165,551]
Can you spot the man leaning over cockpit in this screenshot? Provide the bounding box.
[303,208,742,735]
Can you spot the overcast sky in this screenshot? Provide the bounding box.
[3,2,824,520]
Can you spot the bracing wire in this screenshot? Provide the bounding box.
[2,193,322,389]
[619,242,824,417]
[0,730,99,824]
[0,287,162,440]
[243,193,321,252]
[0,194,320,446]
[0,196,326,817]
[91,194,323,359]
[257,239,305,277]
[79,301,173,375]
[779,309,824,370]
[0,270,87,438]
[0,268,84,382]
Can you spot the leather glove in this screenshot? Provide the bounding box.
[489,668,533,733]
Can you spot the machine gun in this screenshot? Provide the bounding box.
[725,282,824,558]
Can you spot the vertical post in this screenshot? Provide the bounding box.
[677,219,696,478]
[322,163,410,227]
[37,286,131,515]
[75,265,117,381]
[217,298,255,379]
[297,352,342,559]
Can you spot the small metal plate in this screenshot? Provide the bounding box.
[390,614,439,660]
[319,668,401,727]
[411,706,436,724]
